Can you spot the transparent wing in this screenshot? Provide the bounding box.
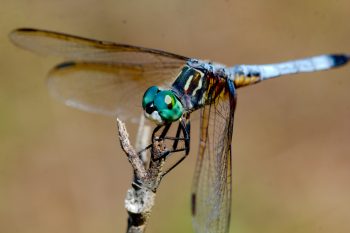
[9,28,188,63]
[191,89,236,233]
[47,61,184,122]
[9,28,188,121]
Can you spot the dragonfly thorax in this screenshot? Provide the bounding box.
[142,86,184,125]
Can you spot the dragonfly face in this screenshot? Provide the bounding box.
[142,63,208,125]
[142,86,184,125]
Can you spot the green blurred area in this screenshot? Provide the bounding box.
[1,0,350,233]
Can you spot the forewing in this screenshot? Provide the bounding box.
[47,61,184,122]
[9,28,188,63]
[191,90,236,233]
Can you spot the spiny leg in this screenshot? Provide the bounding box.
[158,123,171,139]
[153,114,190,161]
[137,124,171,158]
[172,119,183,150]
[161,114,191,177]
[150,124,173,160]
[137,115,191,177]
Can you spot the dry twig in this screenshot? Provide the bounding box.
[117,118,167,233]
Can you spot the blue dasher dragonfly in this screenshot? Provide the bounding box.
[10,28,350,233]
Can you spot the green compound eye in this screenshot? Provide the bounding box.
[154,90,184,123]
[142,86,159,109]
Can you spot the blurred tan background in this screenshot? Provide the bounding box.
[1,0,350,232]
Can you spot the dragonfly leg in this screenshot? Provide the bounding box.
[153,114,190,160]
[158,123,172,139]
[137,144,152,157]
[161,115,191,177]
[137,115,190,177]
[137,124,172,158]
[150,124,172,160]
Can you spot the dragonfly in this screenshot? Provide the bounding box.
[10,28,350,233]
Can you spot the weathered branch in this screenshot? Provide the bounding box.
[117,118,166,233]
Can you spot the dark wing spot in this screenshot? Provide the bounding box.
[191,193,196,216]
[55,61,76,69]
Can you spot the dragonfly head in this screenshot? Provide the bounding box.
[142,86,184,125]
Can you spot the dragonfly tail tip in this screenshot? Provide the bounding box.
[330,54,350,67]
